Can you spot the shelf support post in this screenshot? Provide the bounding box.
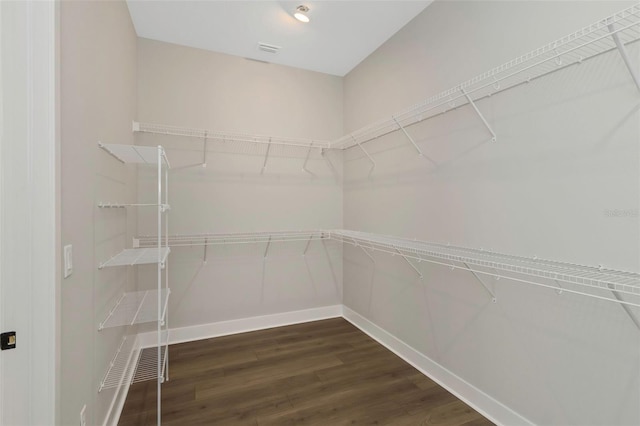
[462,262,497,303]
[608,23,640,92]
[352,136,376,172]
[394,247,423,279]
[460,87,497,142]
[608,284,640,331]
[392,116,437,165]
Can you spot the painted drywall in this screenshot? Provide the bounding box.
[136,38,344,329]
[60,1,138,425]
[343,1,640,424]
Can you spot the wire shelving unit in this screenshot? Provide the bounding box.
[97,143,171,426]
[332,4,640,151]
[98,247,170,269]
[99,289,171,330]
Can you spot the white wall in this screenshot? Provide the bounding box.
[60,1,138,425]
[136,39,344,329]
[343,1,640,425]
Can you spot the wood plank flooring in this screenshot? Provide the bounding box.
[118,318,493,426]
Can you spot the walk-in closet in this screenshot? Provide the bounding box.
[1,1,638,425]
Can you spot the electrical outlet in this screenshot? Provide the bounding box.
[64,245,73,278]
[79,404,86,426]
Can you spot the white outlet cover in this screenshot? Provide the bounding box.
[64,244,73,278]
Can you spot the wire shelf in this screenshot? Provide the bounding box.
[99,248,170,269]
[132,345,168,385]
[332,4,640,149]
[99,289,171,330]
[133,121,331,150]
[134,230,329,248]
[98,203,170,209]
[98,142,171,167]
[99,337,136,392]
[332,230,640,307]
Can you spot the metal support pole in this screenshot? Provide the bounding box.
[462,261,497,302]
[261,138,271,174]
[460,87,497,142]
[352,136,376,172]
[608,23,640,91]
[394,247,423,279]
[608,284,640,331]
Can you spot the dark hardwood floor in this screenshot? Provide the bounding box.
[118,318,493,425]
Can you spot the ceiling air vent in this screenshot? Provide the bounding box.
[258,42,281,54]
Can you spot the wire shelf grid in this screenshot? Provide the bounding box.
[99,289,171,330]
[135,230,329,248]
[134,121,331,150]
[332,230,640,307]
[98,142,171,168]
[132,344,168,385]
[99,247,170,269]
[331,4,640,149]
[98,337,136,392]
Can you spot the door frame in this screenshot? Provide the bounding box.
[0,1,59,424]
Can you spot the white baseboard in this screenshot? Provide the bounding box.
[137,305,343,348]
[102,336,141,426]
[115,305,528,426]
[341,306,532,426]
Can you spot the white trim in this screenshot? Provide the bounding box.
[137,305,343,348]
[102,337,141,426]
[341,306,533,426]
[116,304,530,426]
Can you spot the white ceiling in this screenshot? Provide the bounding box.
[126,1,431,76]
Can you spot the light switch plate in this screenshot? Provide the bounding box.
[64,245,73,278]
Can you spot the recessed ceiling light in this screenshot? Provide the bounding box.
[294,5,310,23]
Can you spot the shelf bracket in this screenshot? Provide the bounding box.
[352,136,376,173]
[264,236,271,258]
[460,87,497,142]
[348,237,375,263]
[462,262,497,303]
[394,247,423,279]
[302,142,314,175]
[261,138,271,174]
[553,279,564,295]
[608,23,640,92]
[203,237,208,263]
[392,117,423,157]
[303,235,313,256]
[608,284,640,331]
[202,131,208,168]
